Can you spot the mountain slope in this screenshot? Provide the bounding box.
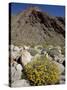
[10,7,65,47]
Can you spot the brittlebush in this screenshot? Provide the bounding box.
[24,55,60,86]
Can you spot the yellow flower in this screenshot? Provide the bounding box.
[24,55,60,85]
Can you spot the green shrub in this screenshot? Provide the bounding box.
[24,55,60,86]
[29,49,38,56]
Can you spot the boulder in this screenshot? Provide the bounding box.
[11,79,30,87]
[10,45,22,60]
[11,46,22,60]
[11,63,23,82]
[21,50,32,66]
[53,61,64,74]
[48,48,60,57]
[16,64,23,71]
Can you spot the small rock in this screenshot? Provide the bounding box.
[41,48,47,55]
[23,45,30,50]
[13,46,20,52]
[55,46,61,54]
[54,54,64,64]
[48,48,59,57]
[59,80,65,84]
[11,50,21,60]
[58,63,64,74]
[11,79,30,87]
[60,75,65,80]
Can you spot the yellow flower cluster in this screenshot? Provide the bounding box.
[24,55,60,86]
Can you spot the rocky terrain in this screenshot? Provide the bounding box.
[9,44,65,87]
[9,7,65,87]
[11,7,65,47]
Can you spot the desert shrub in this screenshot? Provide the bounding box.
[34,45,43,50]
[24,55,60,85]
[29,48,39,56]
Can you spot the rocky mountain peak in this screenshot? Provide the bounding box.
[11,7,65,47]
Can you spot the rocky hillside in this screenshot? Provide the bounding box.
[10,7,65,47]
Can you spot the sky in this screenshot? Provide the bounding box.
[10,3,65,17]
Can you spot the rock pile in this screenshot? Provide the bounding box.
[9,44,65,87]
